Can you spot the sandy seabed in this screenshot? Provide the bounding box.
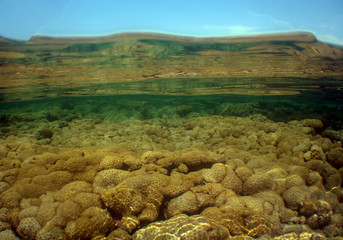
[0,115,342,239]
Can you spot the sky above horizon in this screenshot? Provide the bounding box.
[1,0,343,45]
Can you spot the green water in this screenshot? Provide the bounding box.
[1,92,342,129]
[1,76,343,101]
[1,77,343,139]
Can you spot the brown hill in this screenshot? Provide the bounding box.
[29,31,317,43]
[0,31,342,97]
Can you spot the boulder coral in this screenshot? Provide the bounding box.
[65,207,114,239]
[133,214,229,240]
[0,115,342,239]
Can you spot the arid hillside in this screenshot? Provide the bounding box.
[0,32,342,94]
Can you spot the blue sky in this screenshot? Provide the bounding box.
[1,0,343,45]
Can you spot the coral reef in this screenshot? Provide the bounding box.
[0,115,342,239]
[133,214,229,239]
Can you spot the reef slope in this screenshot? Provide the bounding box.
[0,115,343,239]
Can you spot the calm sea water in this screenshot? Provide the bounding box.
[1,77,342,131]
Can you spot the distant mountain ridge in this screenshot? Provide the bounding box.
[0,31,342,101]
[28,31,318,44]
[0,36,25,44]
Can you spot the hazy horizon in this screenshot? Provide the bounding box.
[1,0,343,45]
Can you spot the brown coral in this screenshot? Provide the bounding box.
[202,163,227,183]
[93,169,131,194]
[54,181,92,202]
[65,207,114,239]
[167,191,199,217]
[36,221,65,240]
[0,115,342,239]
[220,165,243,194]
[282,186,310,210]
[242,173,273,195]
[101,173,166,225]
[132,214,229,240]
[17,217,41,240]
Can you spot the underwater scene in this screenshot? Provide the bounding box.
[0,32,343,240]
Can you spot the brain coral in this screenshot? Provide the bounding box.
[235,166,254,182]
[162,171,199,197]
[142,149,223,170]
[219,165,243,194]
[19,206,38,219]
[202,163,227,183]
[285,175,306,189]
[167,183,227,218]
[305,200,332,229]
[65,207,114,239]
[0,229,20,240]
[36,221,65,240]
[99,171,180,233]
[17,217,41,240]
[132,214,228,240]
[36,201,60,226]
[0,190,22,208]
[0,119,343,239]
[242,172,273,195]
[103,185,144,215]
[30,171,73,194]
[71,192,102,212]
[201,205,273,237]
[93,169,131,194]
[167,191,199,217]
[266,167,288,180]
[53,180,92,202]
[98,155,123,170]
[56,200,80,222]
[282,186,310,210]
[326,147,343,168]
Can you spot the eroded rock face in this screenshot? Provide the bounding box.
[0,116,342,239]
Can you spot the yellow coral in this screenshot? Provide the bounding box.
[220,165,243,194]
[133,214,228,240]
[65,207,114,239]
[54,181,92,202]
[242,173,273,195]
[0,116,342,239]
[17,217,41,240]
